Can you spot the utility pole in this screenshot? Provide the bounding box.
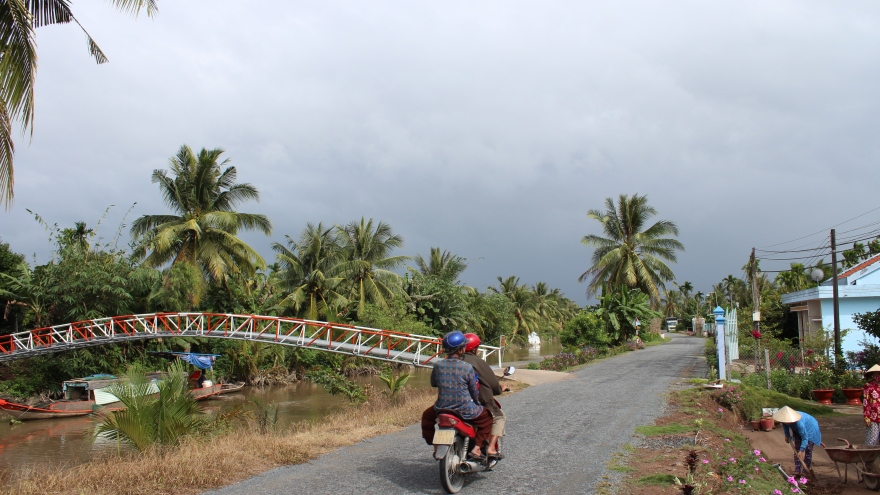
[750,248,760,336]
[831,229,842,363]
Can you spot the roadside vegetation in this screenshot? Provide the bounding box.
[604,382,836,495]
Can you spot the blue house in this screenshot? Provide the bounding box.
[781,254,880,355]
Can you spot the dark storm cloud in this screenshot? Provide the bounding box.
[4,0,880,305]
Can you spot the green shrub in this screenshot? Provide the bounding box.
[716,383,835,420]
[560,310,610,348]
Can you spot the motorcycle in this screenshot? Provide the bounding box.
[431,366,515,494]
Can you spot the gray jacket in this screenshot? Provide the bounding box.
[462,353,504,416]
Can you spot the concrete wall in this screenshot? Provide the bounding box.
[858,269,880,285]
[819,297,880,354]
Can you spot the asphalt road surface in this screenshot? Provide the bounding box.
[204,334,707,495]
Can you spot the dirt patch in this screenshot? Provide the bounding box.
[613,388,877,495]
[745,411,877,495]
[502,369,571,386]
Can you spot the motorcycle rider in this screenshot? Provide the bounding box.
[462,333,509,458]
[420,331,495,460]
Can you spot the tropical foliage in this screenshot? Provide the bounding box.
[0,151,579,398]
[130,145,272,287]
[95,362,213,453]
[579,194,684,304]
[0,0,158,207]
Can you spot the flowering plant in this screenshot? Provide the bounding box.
[751,330,762,339]
[713,385,744,410]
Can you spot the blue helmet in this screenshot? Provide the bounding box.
[442,331,467,352]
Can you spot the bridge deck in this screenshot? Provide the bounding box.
[0,313,502,368]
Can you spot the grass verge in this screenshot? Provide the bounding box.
[606,383,831,495]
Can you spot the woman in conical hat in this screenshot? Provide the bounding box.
[863,365,880,445]
[773,406,822,475]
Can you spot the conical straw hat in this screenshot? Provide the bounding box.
[773,406,802,423]
[865,364,880,375]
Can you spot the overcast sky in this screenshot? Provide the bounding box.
[3,0,880,306]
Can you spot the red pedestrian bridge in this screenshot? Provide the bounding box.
[0,312,503,367]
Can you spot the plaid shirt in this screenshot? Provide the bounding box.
[431,355,484,420]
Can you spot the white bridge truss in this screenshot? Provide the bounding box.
[0,312,503,368]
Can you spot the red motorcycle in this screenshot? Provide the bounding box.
[430,366,514,494]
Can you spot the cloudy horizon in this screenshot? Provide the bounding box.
[3,0,880,306]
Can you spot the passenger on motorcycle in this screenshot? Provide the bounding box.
[462,333,508,458]
[420,331,495,460]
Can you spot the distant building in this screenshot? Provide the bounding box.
[781,254,880,354]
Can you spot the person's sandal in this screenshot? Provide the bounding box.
[488,452,505,460]
[468,451,486,461]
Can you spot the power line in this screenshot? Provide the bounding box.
[759,251,831,261]
[756,244,830,254]
[757,205,880,249]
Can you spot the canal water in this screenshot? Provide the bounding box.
[0,341,562,472]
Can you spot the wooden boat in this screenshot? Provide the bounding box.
[0,373,224,421]
[217,381,245,395]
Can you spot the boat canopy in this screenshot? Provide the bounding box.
[150,351,221,370]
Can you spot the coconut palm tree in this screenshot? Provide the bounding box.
[660,286,681,317]
[130,145,272,286]
[678,281,693,302]
[335,218,407,317]
[0,0,157,207]
[413,247,467,283]
[579,194,684,304]
[273,223,348,321]
[721,274,741,308]
[489,276,540,342]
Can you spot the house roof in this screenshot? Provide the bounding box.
[838,253,880,280]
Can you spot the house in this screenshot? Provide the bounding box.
[781,253,880,355]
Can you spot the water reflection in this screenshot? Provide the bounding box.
[501,339,563,363]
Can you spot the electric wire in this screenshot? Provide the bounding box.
[756,204,880,249]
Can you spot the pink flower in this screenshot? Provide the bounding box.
[702,459,709,464]
[729,457,737,463]
[727,476,733,482]
[755,467,760,471]
[799,477,807,485]
[724,438,730,442]
[787,476,796,484]
[754,449,761,455]
[792,489,800,493]
[739,479,746,484]
[774,490,783,495]
[759,457,767,462]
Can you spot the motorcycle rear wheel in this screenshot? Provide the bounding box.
[439,435,466,494]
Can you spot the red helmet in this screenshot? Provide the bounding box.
[463,333,481,353]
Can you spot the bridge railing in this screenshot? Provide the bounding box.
[0,313,503,368]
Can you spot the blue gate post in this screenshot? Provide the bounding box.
[713,306,726,381]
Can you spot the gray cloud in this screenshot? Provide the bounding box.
[4,0,880,306]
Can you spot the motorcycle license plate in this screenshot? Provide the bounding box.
[432,429,455,445]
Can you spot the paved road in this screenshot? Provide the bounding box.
[205,334,707,495]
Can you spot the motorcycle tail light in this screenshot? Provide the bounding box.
[438,416,458,427]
